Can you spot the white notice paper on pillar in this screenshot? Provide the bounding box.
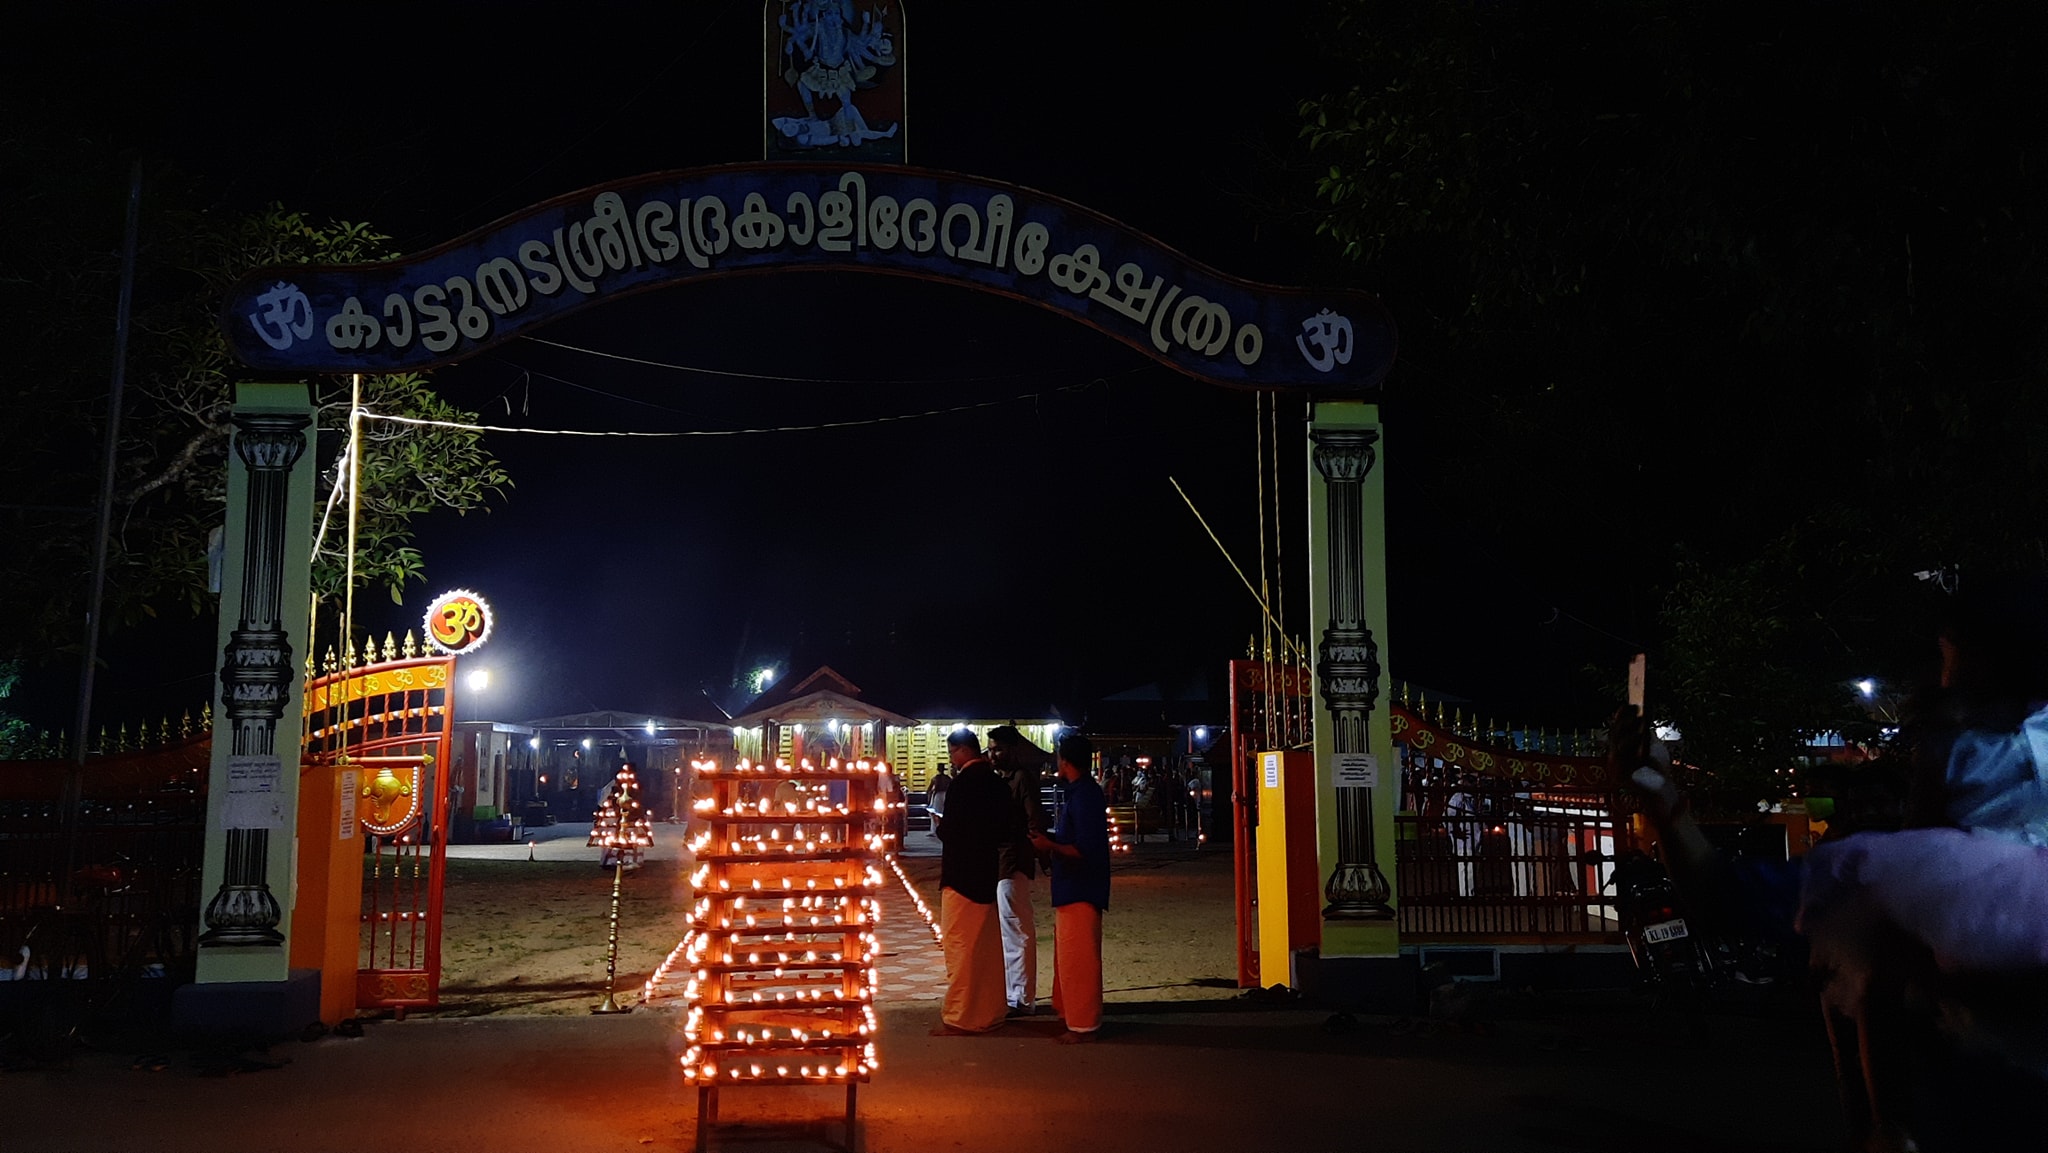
[1334,753,1379,790]
[1263,753,1280,789]
[338,770,358,840]
[222,754,286,829]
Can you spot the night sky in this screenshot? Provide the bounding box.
[10,2,1630,732]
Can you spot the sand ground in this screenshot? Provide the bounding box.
[430,824,1238,1018]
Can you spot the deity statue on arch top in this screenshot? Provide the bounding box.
[773,0,901,149]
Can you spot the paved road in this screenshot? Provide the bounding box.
[5,831,1855,1151]
[6,988,1844,1152]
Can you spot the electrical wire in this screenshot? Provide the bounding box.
[518,334,1119,387]
[309,443,351,562]
[483,357,730,420]
[1167,476,1309,662]
[1254,394,1274,747]
[358,379,1105,438]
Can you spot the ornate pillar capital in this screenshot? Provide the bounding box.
[1310,427,1380,484]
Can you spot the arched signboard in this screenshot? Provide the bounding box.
[222,164,1393,392]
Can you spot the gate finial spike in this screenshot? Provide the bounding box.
[402,631,418,659]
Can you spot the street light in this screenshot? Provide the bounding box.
[467,668,491,693]
[1855,678,1877,698]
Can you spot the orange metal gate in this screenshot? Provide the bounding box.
[303,639,456,1011]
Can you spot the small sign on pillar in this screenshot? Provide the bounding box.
[1333,753,1379,790]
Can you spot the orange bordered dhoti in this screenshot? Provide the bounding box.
[1051,901,1103,1033]
[940,886,1007,1032]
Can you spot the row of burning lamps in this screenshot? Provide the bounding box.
[667,757,906,1088]
[576,755,944,1089]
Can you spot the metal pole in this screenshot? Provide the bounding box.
[342,374,362,682]
[63,158,144,893]
[594,852,630,1013]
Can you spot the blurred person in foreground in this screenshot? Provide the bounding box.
[1626,574,2048,1153]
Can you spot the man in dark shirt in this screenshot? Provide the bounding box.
[988,725,1048,1015]
[932,729,1010,1034]
[1031,732,1111,1043]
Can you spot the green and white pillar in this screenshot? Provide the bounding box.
[1307,400,1398,959]
[194,383,317,983]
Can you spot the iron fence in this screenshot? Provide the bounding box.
[0,797,203,983]
[1395,781,1626,937]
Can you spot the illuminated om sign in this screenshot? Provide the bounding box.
[432,600,481,646]
[423,588,493,654]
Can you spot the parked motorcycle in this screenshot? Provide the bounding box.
[1590,848,1717,1001]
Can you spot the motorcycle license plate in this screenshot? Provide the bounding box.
[1643,918,1689,944]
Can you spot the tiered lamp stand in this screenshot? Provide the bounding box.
[680,757,889,1151]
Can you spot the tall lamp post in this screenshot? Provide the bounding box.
[591,764,654,1014]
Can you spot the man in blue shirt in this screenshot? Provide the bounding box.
[1030,733,1110,1043]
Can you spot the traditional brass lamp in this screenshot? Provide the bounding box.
[591,764,656,1014]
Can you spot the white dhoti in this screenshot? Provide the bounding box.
[998,872,1037,1009]
[940,887,1007,1032]
[1052,901,1104,1033]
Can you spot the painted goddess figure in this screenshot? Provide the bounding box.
[774,0,900,148]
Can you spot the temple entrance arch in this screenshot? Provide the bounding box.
[194,164,1400,1024]
[223,163,1393,395]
